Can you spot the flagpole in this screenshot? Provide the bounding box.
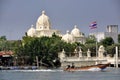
[96,40,98,57]
[95,21,98,64]
[89,21,98,64]
[96,36,98,64]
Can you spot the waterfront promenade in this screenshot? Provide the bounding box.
[61,56,120,68]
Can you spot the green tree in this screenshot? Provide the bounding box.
[85,35,96,44]
[100,37,114,47]
[15,36,66,67]
[0,36,11,51]
[84,35,97,56]
[0,36,7,40]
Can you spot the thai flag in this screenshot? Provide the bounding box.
[89,21,97,29]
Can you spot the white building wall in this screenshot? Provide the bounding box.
[89,32,105,42]
[96,32,105,42]
[90,32,118,43]
[89,25,118,43]
[107,25,118,33]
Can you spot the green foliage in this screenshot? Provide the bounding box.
[84,43,97,56]
[106,45,115,57]
[63,43,76,56]
[85,35,96,44]
[84,35,97,56]
[1,35,119,67]
[0,36,14,51]
[118,34,120,43]
[15,35,77,67]
[100,37,114,47]
[0,36,7,40]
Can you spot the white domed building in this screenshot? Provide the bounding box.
[27,25,36,37]
[27,11,61,37]
[36,11,51,30]
[71,25,86,44]
[62,25,86,44]
[27,10,86,44]
[61,30,75,43]
[71,25,81,37]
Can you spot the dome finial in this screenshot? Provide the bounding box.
[31,24,34,27]
[42,10,45,14]
[66,30,69,34]
[74,25,77,28]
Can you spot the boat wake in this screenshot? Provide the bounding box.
[88,68,102,71]
[2,69,64,72]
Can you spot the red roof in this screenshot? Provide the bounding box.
[0,51,14,56]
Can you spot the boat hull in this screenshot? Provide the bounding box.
[64,63,110,71]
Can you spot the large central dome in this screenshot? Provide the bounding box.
[36,11,51,30]
[71,25,80,37]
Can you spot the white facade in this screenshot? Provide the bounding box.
[71,25,86,44]
[107,25,118,33]
[61,30,75,43]
[36,11,51,30]
[27,25,36,37]
[27,11,61,37]
[89,25,118,43]
[62,25,86,44]
[27,10,86,44]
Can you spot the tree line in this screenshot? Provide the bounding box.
[0,34,120,68]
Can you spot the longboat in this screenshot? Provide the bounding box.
[64,63,111,71]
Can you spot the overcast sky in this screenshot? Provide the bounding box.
[0,0,120,40]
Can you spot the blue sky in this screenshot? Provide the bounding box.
[0,0,120,40]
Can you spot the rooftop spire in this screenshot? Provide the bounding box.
[42,10,45,14]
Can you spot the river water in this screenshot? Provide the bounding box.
[0,67,120,80]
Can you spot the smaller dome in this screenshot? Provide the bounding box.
[27,25,36,37]
[71,25,80,37]
[62,30,74,43]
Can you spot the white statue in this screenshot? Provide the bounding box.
[98,45,105,58]
[74,48,77,56]
[79,48,82,57]
[58,49,66,61]
[87,49,91,57]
